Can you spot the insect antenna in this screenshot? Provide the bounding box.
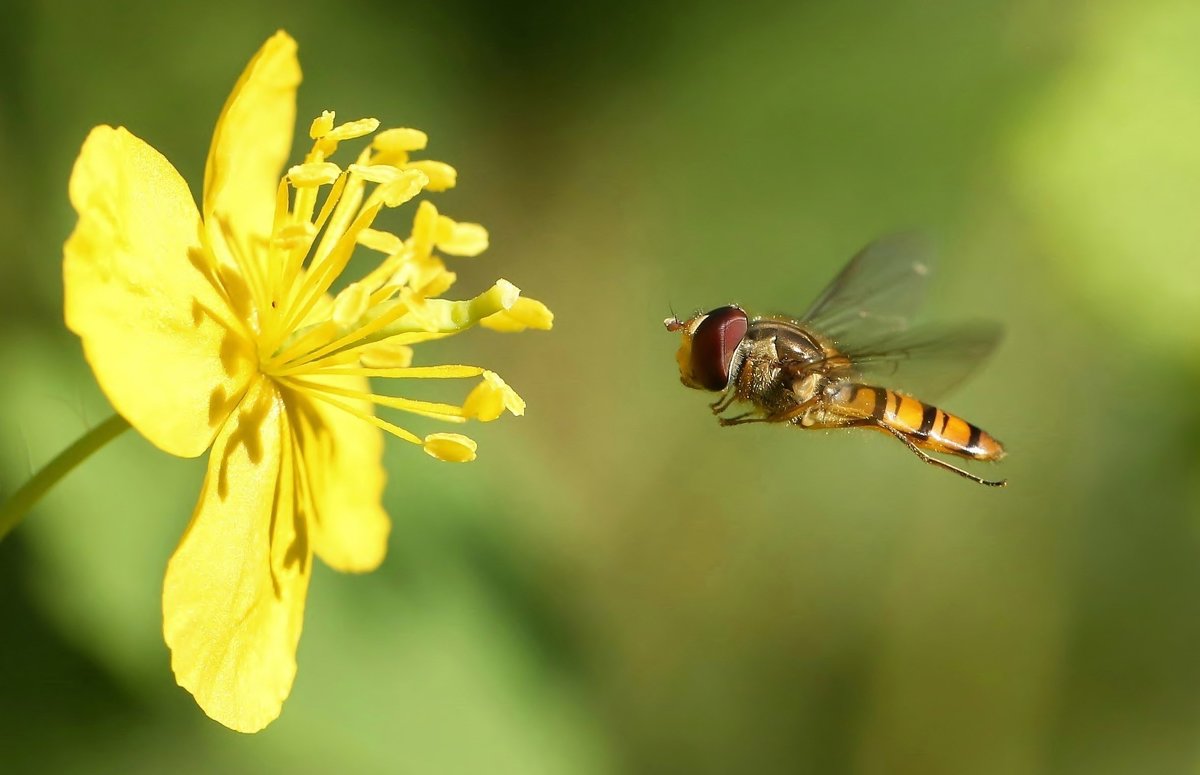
[664,302,683,331]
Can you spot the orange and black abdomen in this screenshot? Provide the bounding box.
[833,384,1005,461]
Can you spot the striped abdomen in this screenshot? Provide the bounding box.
[832,383,1005,461]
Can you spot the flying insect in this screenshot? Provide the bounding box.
[665,234,1007,487]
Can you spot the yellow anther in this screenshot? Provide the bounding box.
[287,162,342,187]
[325,118,381,143]
[378,170,428,207]
[463,371,525,421]
[433,215,456,244]
[480,297,554,332]
[408,201,438,258]
[404,161,457,191]
[309,110,335,139]
[423,433,477,463]
[359,341,414,369]
[439,221,489,257]
[348,163,406,184]
[357,228,405,255]
[374,128,428,153]
[332,282,370,328]
[415,266,456,298]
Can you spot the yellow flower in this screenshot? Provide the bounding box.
[62,31,551,732]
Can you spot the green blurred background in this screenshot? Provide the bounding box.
[3,0,1200,772]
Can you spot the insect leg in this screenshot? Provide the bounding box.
[718,397,817,427]
[717,411,761,426]
[877,422,1007,487]
[709,386,738,414]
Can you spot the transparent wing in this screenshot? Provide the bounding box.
[834,322,1004,402]
[800,232,935,351]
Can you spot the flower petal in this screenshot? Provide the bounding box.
[203,30,301,240]
[64,126,255,458]
[163,380,310,733]
[286,376,390,573]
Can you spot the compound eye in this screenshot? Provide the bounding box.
[690,306,748,391]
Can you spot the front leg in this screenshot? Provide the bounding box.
[712,354,761,414]
[709,386,738,414]
[717,411,763,426]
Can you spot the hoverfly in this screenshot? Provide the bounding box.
[665,234,1007,487]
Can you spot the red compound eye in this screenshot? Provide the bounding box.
[690,306,748,391]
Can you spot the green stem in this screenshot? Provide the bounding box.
[0,414,130,542]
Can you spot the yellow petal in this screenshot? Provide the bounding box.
[287,376,390,572]
[203,30,301,240]
[64,125,255,458]
[479,296,555,332]
[163,380,310,733]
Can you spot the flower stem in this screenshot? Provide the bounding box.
[0,414,130,542]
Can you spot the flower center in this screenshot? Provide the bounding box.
[203,110,543,461]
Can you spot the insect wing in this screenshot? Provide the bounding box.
[800,232,935,351]
[840,321,1003,402]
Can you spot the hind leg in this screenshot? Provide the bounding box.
[875,423,1006,487]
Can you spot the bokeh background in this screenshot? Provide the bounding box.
[3,0,1200,772]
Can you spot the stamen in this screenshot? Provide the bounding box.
[270,321,340,367]
[347,163,407,184]
[275,294,415,371]
[278,172,348,308]
[261,178,293,346]
[288,162,342,188]
[310,110,336,139]
[275,277,518,374]
[359,339,413,368]
[308,166,366,273]
[288,365,483,379]
[404,160,457,191]
[409,201,439,258]
[269,332,453,377]
[462,371,525,421]
[369,170,428,209]
[282,201,383,337]
[291,385,423,446]
[423,433,477,463]
[332,282,369,328]
[324,118,380,143]
[374,127,428,153]
[480,297,555,332]
[286,377,467,422]
[315,118,380,159]
[436,220,489,256]
[357,228,405,255]
[363,257,414,300]
[213,214,269,321]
